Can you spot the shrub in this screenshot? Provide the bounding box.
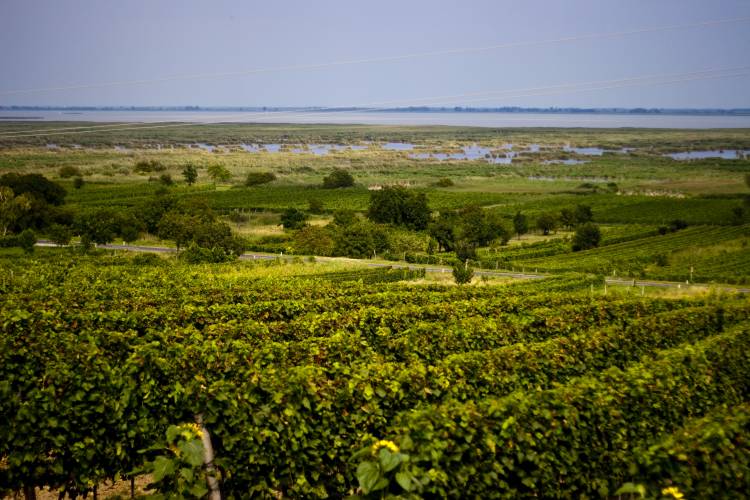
[159,173,174,186]
[452,260,474,284]
[572,222,601,251]
[182,164,198,185]
[73,177,84,189]
[245,172,277,187]
[308,198,325,214]
[435,178,454,187]
[58,166,82,178]
[133,159,166,173]
[280,208,308,230]
[322,168,354,188]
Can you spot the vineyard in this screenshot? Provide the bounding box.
[1,252,749,498]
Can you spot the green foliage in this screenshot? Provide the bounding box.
[434,177,454,187]
[536,212,558,235]
[0,254,748,497]
[181,243,236,264]
[633,402,750,498]
[0,173,66,206]
[307,198,325,214]
[46,223,73,246]
[293,225,335,256]
[332,220,390,258]
[73,176,85,189]
[367,186,431,230]
[138,423,214,499]
[572,222,601,251]
[280,208,308,230]
[58,165,82,178]
[574,204,593,224]
[244,171,277,187]
[322,168,355,188]
[159,173,174,186]
[16,229,36,254]
[513,211,528,239]
[350,439,426,498]
[206,164,231,182]
[452,260,474,284]
[181,164,198,185]
[133,159,166,173]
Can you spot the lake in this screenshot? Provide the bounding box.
[2,110,750,128]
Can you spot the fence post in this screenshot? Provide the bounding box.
[196,414,221,500]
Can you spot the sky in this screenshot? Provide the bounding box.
[1,0,749,108]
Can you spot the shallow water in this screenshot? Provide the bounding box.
[665,149,750,160]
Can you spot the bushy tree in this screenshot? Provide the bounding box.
[280,208,308,230]
[58,166,82,178]
[452,260,474,285]
[332,210,358,227]
[207,164,231,182]
[513,211,528,239]
[572,222,601,251]
[293,225,335,256]
[182,164,198,185]
[0,173,66,206]
[0,187,32,236]
[536,212,558,235]
[308,198,325,214]
[17,229,36,254]
[574,204,593,225]
[76,209,122,246]
[322,168,355,188]
[332,221,389,258]
[47,223,72,246]
[367,186,431,230]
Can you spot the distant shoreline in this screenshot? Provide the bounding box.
[1,106,749,116]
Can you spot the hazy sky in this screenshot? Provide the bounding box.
[1,0,749,108]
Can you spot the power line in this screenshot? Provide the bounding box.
[1,16,749,96]
[2,66,747,139]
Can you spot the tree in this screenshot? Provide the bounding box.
[367,186,431,230]
[182,164,198,185]
[322,168,355,188]
[159,173,174,186]
[574,204,593,225]
[0,187,32,236]
[280,208,308,230]
[332,221,389,258]
[308,198,324,214]
[73,176,85,189]
[332,210,358,227]
[157,212,195,249]
[536,212,558,235]
[76,209,121,246]
[731,206,746,225]
[0,173,66,206]
[559,208,576,229]
[47,223,72,246]
[452,260,474,285]
[572,222,601,251]
[293,225,335,256]
[428,212,458,252]
[17,229,36,254]
[513,211,528,240]
[206,164,231,183]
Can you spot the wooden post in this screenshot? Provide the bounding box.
[196,414,221,500]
